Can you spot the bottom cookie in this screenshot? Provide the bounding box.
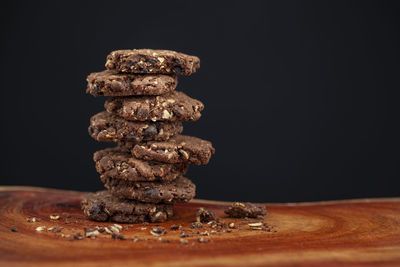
[81,190,173,223]
[102,176,196,204]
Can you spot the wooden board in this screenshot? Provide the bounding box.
[0,186,399,266]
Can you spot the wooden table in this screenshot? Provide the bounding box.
[0,186,399,266]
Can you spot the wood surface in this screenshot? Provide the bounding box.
[0,186,399,266]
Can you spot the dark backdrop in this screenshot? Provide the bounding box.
[1,1,399,202]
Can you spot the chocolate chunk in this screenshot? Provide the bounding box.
[124,134,139,141]
[142,125,157,137]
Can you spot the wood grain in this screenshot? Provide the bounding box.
[0,186,399,266]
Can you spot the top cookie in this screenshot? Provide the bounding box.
[105,49,200,76]
[86,70,177,97]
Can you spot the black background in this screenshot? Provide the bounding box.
[1,1,399,202]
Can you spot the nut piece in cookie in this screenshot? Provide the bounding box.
[224,202,267,218]
[105,49,200,76]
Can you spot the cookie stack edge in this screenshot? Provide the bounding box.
[82,49,214,223]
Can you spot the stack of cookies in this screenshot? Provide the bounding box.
[81,49,215,224]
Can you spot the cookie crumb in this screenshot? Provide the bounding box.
[200,230,210,236]
[225,202,267,218]
[84,228,100,238]
[197,237,210,243]
[112,233,126,240]
[150,226,167,236]
[180,230,189,238]
[170,224,181,231]
[27,217,40,223]
[69,233,84,241]
[196,207,216,223]
[35,226,46,232]
[191,222,203,229]
[50,215,60,220]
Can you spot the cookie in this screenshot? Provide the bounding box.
[105,49,200,76]
[86,70,177,97]
[120,135,215,165]
[224,202,267,218]
[81,190,173,223]
[94,148,188,182]
[104,91,204,122]
[101,176,196,204]
[89,111,183,143]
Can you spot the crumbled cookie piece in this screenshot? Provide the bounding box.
[170,225,181,231]
[49,214,60,220]
[69,233,84,241]
[150,226,167,236]
[197,237,210,243]
[191,222,203,229]
[224,202,267,218]
[35,226,46,232]
[111,233,126,240]
[196,207,216,223]
[27,217,41,223]
[84,228,100,238]
[179,238,188,245]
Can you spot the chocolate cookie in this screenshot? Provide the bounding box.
[89,111,183,143]
[105,49,200,76]
[102,176,196,204]
[120,135,215,165]
[94,148,187,182]
[105,91,203,122]
[86,70,177,97]
[224,202,267,218]
[81,190,173,223]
